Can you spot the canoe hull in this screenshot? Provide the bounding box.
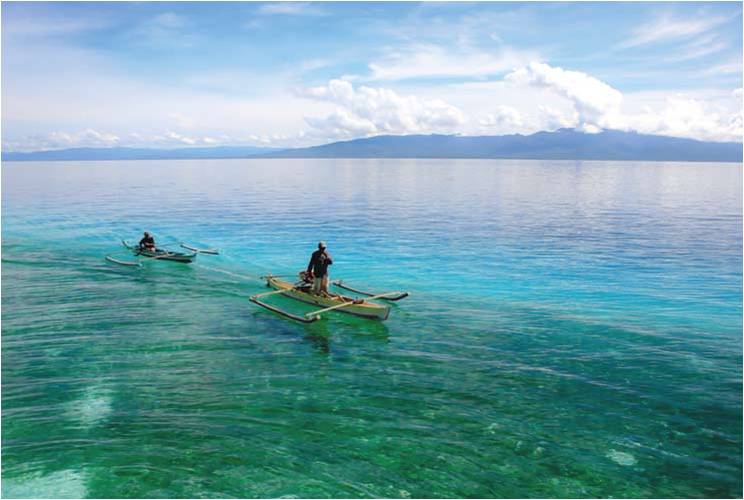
[122,240,196,263]
[266,276,390,321]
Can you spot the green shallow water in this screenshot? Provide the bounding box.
[2,159,742,498]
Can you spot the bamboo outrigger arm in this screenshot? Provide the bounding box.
[105,254,142,267]
[105,250,180,266]
[249,288,320,323]
[181,243,220,254]
[331,280,409,301]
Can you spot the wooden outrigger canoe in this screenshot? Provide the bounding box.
[250,275,407,323]
[122,240,196,262]
[105,240,219,267]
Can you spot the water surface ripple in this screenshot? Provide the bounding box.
[2,159,741,498]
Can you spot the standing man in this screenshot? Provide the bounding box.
[307,241,333,296]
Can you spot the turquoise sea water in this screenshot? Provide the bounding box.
[2,159,742,498]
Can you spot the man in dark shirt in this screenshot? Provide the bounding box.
[139,231,156,251]
[307,241,333,296]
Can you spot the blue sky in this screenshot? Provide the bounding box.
[2,1,742,151]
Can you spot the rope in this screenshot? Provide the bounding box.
[193,264,255,282]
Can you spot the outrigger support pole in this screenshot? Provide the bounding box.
[249,295,320,324]
[331,280,409,301]
[181,243,220,255]
[105,255,142,267]
[249,287,320,323]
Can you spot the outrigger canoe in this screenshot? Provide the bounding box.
[122,240,196,262]
[106,240,219,267]
[250,275,407,322]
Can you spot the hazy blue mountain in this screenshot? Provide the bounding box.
[3,129,741,162]
[265,129,743,162]
[2,145,281,161]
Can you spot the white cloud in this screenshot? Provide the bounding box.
[305,110,378,138]
[1,39,332,149]
[479,106,524,129]
[539,105,577,131]
[660,32,729,63]
[2,129,275,152]
[299,79,466,140]
[505,62,623,132]
[163,131,197,145]
[3,128,121,151]
[368,43,537,81]
[625,94,742,142]
[618,12,732,49]
[302,79,355,106]
[504,61,742,142]
[256,3,324,16]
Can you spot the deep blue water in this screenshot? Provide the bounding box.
[2,159,742,498]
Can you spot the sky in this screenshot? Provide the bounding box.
[2,1,742,151]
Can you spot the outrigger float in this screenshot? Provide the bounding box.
[250,274,409,323]
[105,240,219,267]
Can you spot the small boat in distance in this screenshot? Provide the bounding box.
[122,240,195,262]
[105,240,219,267]
[250,274,408,323]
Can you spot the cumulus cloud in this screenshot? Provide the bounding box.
[505,62,623,132]
[299,79,465,140]
[479,105,524,129]
[625,94,742,142]
[505,61,742,142]
[538,105,577,131]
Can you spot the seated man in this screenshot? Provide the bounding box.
[139,231,156,251]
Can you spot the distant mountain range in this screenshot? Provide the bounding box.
[3,129,742,162]
[264,129,742,162]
